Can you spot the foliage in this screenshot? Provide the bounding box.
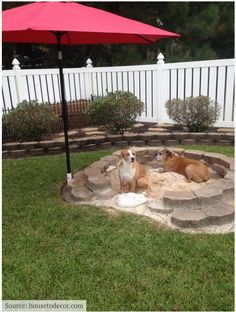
[165,96,221,132]
[2,2,234,68]
[4,100,58,141]
[86,91,144,134]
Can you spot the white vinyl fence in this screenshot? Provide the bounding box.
[2,54,235,127]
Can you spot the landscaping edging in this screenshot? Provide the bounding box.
[61,147,234,233]
[2,131,234,159]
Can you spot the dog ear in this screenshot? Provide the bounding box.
[167,150,172,158]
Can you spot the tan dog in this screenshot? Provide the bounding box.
[155,148,210,183]
[118,149,148,192]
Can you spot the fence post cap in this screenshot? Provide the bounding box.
[12,58,21,69]
[157,53,165,64]
[86,58,93,68]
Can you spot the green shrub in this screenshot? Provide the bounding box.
[86,91,144,135]
[4,100,58,142]
[165,96,220,132]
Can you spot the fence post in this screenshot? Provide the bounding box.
[86,58,93,68]
[85,58,93,99]
[155,52,166,123]
[12,58,27,104]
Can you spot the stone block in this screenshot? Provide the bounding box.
[123,133,140,142]
[212,163,228,177]
[193,188,223,206]
[228,159,234,171]
[210,179,234,195]
[217,140,233,146]
[203,153,231,169]
[172,132,189,140]
[38,140,59,149]
[181,139,197,145]
[188,133,208,140]
[113,141,129,147]
[217,128,234,133]
[69,145,79,153]
[141,132,158,141]
[157,123,173,129]
[100,155,120,166]
[164,139,179,146]
[10,149,27,158]
[84,167,101,177]
[86,175,110,191]
[202,201,234,224]
[107,135,124,142]
[81,127,99,132]
[3,142,21,151]
[184,150,204,160]
[69,171,86,188]
[131,140,146,147]
[147,200,173,214]
[224,171,234,181]
[133,147,147,156]
[152,132,172,139]
[133,123,144,128]
[2,151,10,159]
[207,133,226,141]
[171,147,185,155]
[84,136,106,145]
[198,139,214,145]
[137,155,154,164]
[29,148,45,157]
[90,160,109,173]
[73,170,86,179]
[93,188,118,199]
[171,209,209,228]
[147,147,161,156]
[83,144,97,151]
[85,131,106,136]
[72,137,89,146]
[58,130,79,137]
[148,127,168,132]
[71,187,93,201]
[20,142,38,150]
[47,147,64,155]
[147,140,162,146]
[223,134,234,144]
[163,191,198,209]
[100,142,113,149]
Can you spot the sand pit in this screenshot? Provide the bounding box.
[62,147,234,233]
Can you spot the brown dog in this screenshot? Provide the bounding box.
[155,148,210,183]
[118,149,148,192]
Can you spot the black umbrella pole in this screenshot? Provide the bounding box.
[55,32,72,183]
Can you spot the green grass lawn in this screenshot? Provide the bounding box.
[3,146,234,311]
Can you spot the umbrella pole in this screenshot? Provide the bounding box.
[54,32,72,183]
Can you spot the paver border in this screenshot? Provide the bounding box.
[61,147,234,231]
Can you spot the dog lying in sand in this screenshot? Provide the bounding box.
[155,148,210,183]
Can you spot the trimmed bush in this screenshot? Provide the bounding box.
[4,100,58,142]
[86,91,144,134]
[165,96,220,132]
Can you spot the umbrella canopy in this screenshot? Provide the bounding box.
[2,2,180,183]
[3,2,180,44]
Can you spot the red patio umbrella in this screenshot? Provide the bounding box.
[2,2,180,182]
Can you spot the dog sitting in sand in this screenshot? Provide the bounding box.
[118,149,148,193]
